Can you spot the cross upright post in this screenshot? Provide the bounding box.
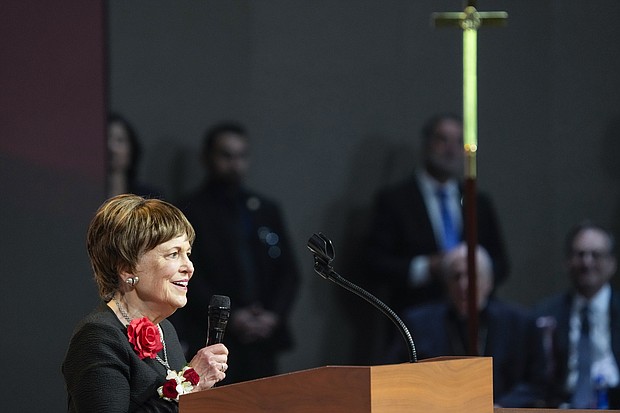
[431,1,507,356]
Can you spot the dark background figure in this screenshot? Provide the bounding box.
[107,113,163,199]
[533,221,620,409]
[365,113,509,316]
[4,3,620,411]
[387,243,544,408]
[170,122,300,384]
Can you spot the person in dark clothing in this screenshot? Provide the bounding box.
[533,221,620,409]
[107,113,163,199]
[387,243,544,408]
[63,194,229,412]
[171,122,300,384]
[366,113,508,314]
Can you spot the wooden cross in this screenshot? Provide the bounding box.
[432,1,508,356]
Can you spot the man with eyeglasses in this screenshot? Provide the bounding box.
[533,221,620,408]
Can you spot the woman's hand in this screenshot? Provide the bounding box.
[188,343,229,391]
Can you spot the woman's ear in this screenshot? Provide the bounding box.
[118,266,134,285]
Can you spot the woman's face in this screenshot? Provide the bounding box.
[108,121,132,172]
[131,234,194,318]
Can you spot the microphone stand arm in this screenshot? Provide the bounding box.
[308,233,417,363]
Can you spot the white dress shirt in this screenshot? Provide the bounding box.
[567,283,619,391]
[408,170,462,287]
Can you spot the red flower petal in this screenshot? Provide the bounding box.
[126,317,163,359]
[162,379,179,399]
[183,368,200,386]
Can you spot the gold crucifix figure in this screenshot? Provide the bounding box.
[431,2,508,356]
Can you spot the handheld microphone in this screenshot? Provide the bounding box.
[307,232,417,363]
[206,295,231,346]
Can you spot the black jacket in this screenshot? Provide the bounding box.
[63,304,185,412]
[366,176,509,312]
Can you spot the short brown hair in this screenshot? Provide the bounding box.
[87,194,195,301]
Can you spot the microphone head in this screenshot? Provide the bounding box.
[308,233,336,280]
[207,295,230,346]
[307,233,335,262]
[209,294,231,310]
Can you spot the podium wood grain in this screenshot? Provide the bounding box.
[180,356,494,413]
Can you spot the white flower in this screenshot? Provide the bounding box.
[157,366,199,402]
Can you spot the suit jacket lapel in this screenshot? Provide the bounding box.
[554,293,573,382]
[409,177,440,251]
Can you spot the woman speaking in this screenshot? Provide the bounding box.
[63,194,229,412]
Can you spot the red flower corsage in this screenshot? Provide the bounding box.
[126,317,163,359]
[157,366,200,401]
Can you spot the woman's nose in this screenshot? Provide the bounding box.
[183,255,194,275]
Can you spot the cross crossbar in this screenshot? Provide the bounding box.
[432,8,508,30]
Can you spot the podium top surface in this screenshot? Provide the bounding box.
[180,357,494,413]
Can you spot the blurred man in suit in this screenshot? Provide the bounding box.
[171,122,300,384]
[388,243,543,407]
[366,113,508,314]
[534,221,620,408]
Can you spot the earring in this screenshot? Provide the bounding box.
[126,276,139,287]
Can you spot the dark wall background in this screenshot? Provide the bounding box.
[1,2,105,411]
[2,1,620,410]
[108,0,620,373]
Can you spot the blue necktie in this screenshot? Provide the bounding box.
[436,188,459,250]
[571,305,592,409]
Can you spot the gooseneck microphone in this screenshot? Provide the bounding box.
[307,233,417,363]
[206,295,231,346]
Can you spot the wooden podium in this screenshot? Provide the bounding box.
[179,356,493,413]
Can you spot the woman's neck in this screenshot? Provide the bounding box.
[109,293,166,325]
